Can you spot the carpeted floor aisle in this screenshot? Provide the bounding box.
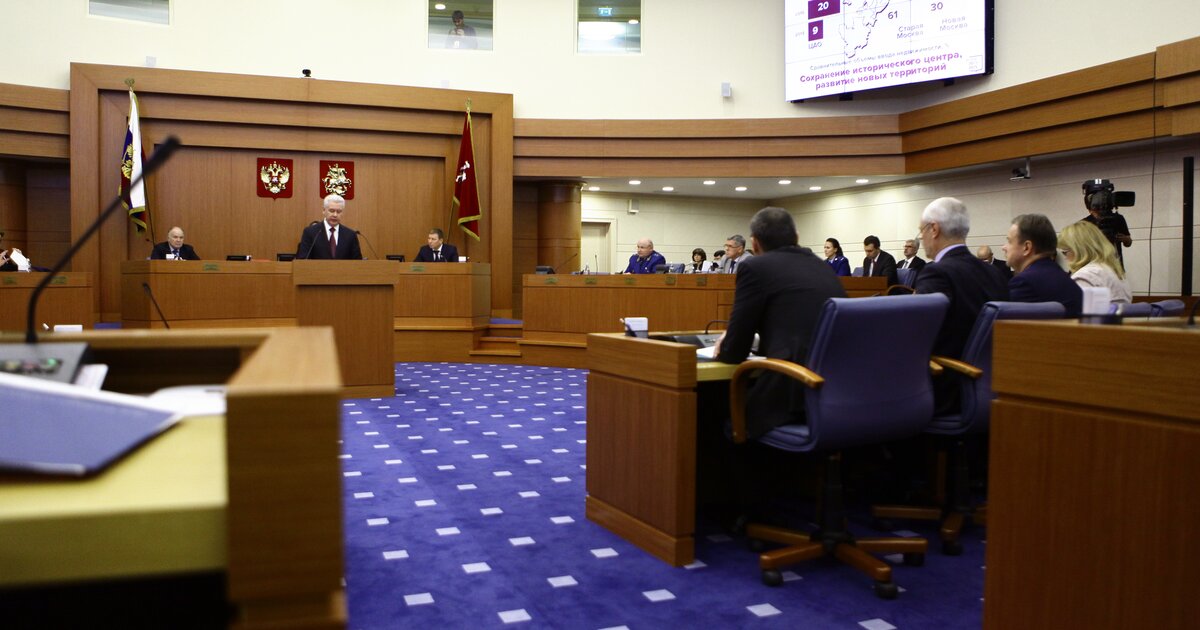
[339,363,984,629]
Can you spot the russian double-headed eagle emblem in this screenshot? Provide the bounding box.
[259,160,290,194]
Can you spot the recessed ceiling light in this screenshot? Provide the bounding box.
[809,186,822,191]
[703,180,716,185]
[735,186,748,192]
[588,186,600,192]
[629,180,641,185]
[435,3,446,9]
[662,186,674,192]
[778,180,792,185]
[856,178,870,184]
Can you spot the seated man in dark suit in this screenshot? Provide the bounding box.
[914,197,1010,412]
[414,228,459,262]
[975,245,1012,279]
[897,238,926,273]
[1003,214,1082,317]
[715,207,847,439]
[296,194,363,260]
[150,226,201,260]
[862,234,898,286]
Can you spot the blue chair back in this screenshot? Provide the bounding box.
[1150,299,1185,317]
[852,266,864,277]
[937,301,1066,436]
[1116,302,1153,317]
[896,267,917,287]
[801,294,949,451]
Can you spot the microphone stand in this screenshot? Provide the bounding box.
[25,137,182,343]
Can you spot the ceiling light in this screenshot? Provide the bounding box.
[778,180,792,185]
[628,19,639,25]
[703,180,716,185]
[809,186,822,191]
[856,178,869,184]
[628,180,641,185]
[435,3,446,9]
[735,186,748,192]
[662,186,674,192]
[588,186,600,192]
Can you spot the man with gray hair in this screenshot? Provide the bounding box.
[914,197,1009,361]
[296,193,363,259]
[717,234,753,273]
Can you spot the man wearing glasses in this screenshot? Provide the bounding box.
[913,198,1009,382]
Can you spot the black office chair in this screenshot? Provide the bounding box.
[872,301,1065,554]
[729,294,950,598]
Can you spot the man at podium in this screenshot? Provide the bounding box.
[150,226,201,260]
[296,194,363,260]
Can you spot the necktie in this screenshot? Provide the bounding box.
[434,250,441,261]
[901,259,908,269]
[172,249,180,259]
[329,227,337,258]
[729,260,737,274]
[868,259,874,276]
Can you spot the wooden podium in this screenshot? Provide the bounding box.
[0,327,346,628]
[293,260,396,398]
[986,320,1199,629]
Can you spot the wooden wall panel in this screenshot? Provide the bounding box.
[69,64,513,320]
[26,166,71,266]
[511,183,539,318]
[516,155,907,178]
[0,162,26,251]
[0,82,69,160]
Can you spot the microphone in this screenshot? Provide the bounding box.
[142,282,171,329]
[24,136,181,343]
[552,251,579,274]
[300,221,322,259]
[1188,299,1200,327]
[356,230,379,260]
[594,254,599,275]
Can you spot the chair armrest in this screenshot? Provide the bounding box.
[886,285,916,295]
[729,359,823,444]
[931,355,983,379]
[929,360,944,376]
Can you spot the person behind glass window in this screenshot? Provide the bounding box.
[446,10,478,49]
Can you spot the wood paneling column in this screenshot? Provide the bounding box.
[0,161,28,252]
[537,181,581,274]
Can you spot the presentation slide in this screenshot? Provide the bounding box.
[785,0,991,101]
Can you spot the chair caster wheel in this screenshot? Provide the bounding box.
[903,552,924,567]
[748,538,766,553]
[874,581,899,599]
[942,540,963,556]
[762,570,783,586]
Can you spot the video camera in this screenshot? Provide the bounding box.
[1082,179,1135,213]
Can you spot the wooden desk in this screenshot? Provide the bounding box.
[0,328,345,628]
[0,272,95,332]
[985,320,1198,630]
[121,261,295,328]
[584,332,735,565]
[525,274,886,368]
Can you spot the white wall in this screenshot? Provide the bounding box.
[3,1,1196,118]
[776,144,1200,296]
[582,193,762,272]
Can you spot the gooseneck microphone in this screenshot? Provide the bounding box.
[356,230,379,260]
[141,282,171,329]
[300,221,322,259]
[25,136,182,343]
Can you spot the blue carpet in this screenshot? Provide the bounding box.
[489,318,522,325]
[340,363,984,629]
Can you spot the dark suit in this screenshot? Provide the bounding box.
[1009,257,1082,317]
[296,222,363,260]
[897,256,926,272]
[150,242,200,260]
[915,245,1009,360]
[414,243,460,263]
[990,257,1013,279]
[718,246,847,439]
[915,244,1010,414]
[864,250,898,286]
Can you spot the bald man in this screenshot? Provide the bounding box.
[623,238,666,274]
[150,226,201,260]
[975,245,1012,279]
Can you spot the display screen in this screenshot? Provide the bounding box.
[784,0,993,101]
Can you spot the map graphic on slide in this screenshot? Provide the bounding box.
[840,0,891,59]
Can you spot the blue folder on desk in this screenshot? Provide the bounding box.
[0,372,180,476]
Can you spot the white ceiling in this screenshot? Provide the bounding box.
[577,175,909,200]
